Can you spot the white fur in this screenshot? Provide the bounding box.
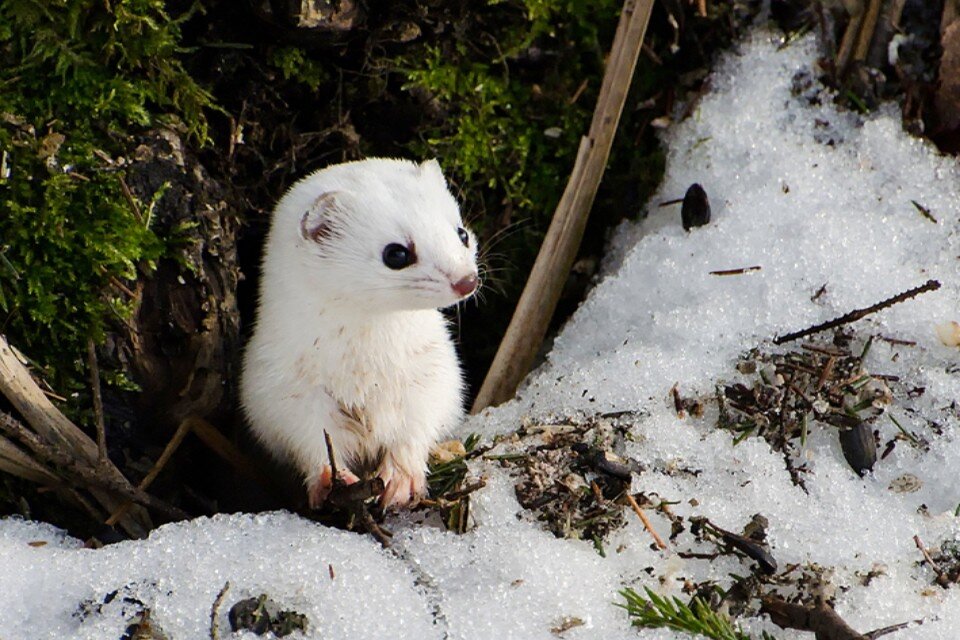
[240,158,478,505]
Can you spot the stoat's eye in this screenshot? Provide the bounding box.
[382,243,416,269]
[457,227,469,247]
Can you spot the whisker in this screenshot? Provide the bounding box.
[479,217,530,253]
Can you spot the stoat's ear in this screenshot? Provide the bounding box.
[300,192,344,244]
[419,158,446,185]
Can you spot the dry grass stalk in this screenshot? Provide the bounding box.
[472,0,656,412]
[626,493,668,550]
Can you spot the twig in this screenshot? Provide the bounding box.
[357,506,393,547]
[914,534,951,585]
[472,0,656,412]
[864,619,923,639]
[815,356,837,392]
[0,411,186,521]
[86,339,107,464]
[911,200,938,223]
[854,0,883,65]
[184,416,278,495]
[324,430,339,483]
[105,418,193,527]
[658,197,684,207]
[108,275,138,299]
[568,79,589,105]
[625,493,667,550]
[709,265,761,276]
[836,2,865,76]
[443,478,487,501]
[761,595,866,640]
[117,174,144,223]
[0,422,61,485]
[318,431,393,546]
[210,581,230,640]
[774,280,941,344]
[0,335,151,536]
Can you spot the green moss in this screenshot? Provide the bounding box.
[0,0,216,395]
[399,0,620,230]
[268,46,329,91]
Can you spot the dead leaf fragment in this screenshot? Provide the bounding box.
[37,132,65,161]
[551,616,585,635]
[430,439,467,464]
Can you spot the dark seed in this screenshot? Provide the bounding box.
[839,421,877,476]
[681,183,711,230]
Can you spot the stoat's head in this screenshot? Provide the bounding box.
[271,157,479,312]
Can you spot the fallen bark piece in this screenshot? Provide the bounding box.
[762,595,864,640]
[761,595,915,640]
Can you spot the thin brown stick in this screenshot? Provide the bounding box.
[105,418,193,527]
[914,534,950,584]
[210,581,230,640]
[836,1,865,76]
[865,619,923,640]
[86,338,107,463]
[184,417,277,494]
[625,493,667,550]
[568,79,589,105]
[854,0,883,64]
[108,274,138,299]
[761,595,866,640]
[118,174,143,223]
[709,265,761,276]
[324,430,339,482]
[0,411,186,521]
[815,356,837,392]
[774,280,940,345]
[443,478,487,501]
[658,197,684,207]
[471,0,655,412]
[357,507,393,547]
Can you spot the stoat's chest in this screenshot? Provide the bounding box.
[292,311,447,408]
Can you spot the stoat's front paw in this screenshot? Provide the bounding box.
[308,465,360,509]
[377,457,427,509]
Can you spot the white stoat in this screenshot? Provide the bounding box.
[240,158,479,508]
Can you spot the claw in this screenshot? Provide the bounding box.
[377,460,427,509]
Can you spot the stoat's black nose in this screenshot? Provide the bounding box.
[452,273,478,297]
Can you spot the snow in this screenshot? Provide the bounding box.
[2,27,959,640]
